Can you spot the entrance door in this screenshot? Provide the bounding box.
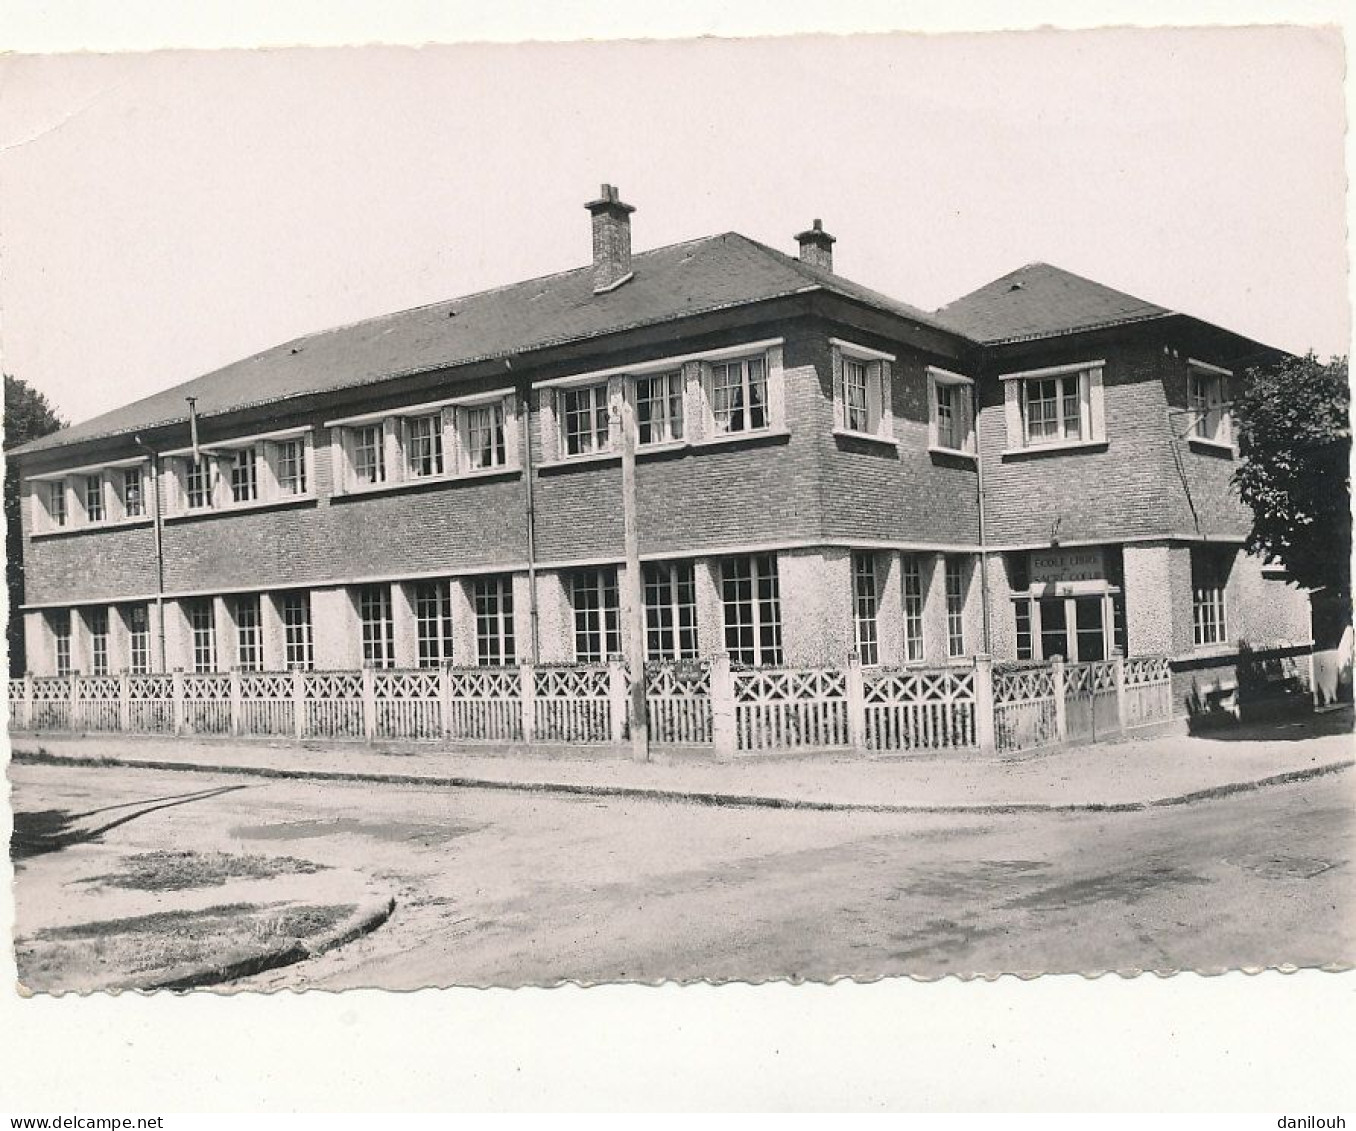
[1038,597,1068,660]
[1074,596,1106,662]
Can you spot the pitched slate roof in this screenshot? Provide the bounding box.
[933,262,1173,344]
[14,232,950,456]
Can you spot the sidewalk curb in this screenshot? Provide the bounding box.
[13,745,1354,816]
[143,895,397,993]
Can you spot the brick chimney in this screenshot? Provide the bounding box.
[795,219,836,272]
[585,183,636,293]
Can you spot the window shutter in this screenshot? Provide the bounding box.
[606,375,625,450]
[830,346,845,431]
[502,394,521,468]
[330,429,348,494]
[302,431,315,493]
[865,360,884,435]
[964,385,977,453]
[538,389,559,463]
[383,417,403,483]
[211,455,231,507]
[878,360,895,440]
[1003,379,1022,449]
[440,407,460,474]
[766,345,786,430]
[1087,366,1106,442]
[259,442,281,501]
[926,371,939,448]
[105,473,123,523]
[163,461,182,513]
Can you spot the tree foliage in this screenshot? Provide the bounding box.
[1232,352,1351,596]
[5,375,66,673]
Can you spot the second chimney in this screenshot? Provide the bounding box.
[585,183,636,293]
[795,218,836,272]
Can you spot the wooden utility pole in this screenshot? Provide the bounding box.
[619,392,649,762]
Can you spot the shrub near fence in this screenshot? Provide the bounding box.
[9,651,1177,758]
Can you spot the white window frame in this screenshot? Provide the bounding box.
[45,480,68,529]
[275,437,308,496]
[926,366,976,455]
[88,606,110,676]
[358,583,395,669]
[642,560,699,660]
[82,473,105,523]
[832,339,895,442]
[707,354,771,438]
[558,382,613,457]
[570,567,621,663]
[1191,547,1230,647]
[350,423,387,487]
[232,594,263,672]
[460,401,508,472]
[1001,360,1106,453]
[403,413,445,479]
[720,553,784,667]
[413,580,454,668]
[121,466,146,518]
[944,556,967,658]
[851,551,880,666]
[229,445,259,504]
[281,592,314,671]
[472,575,516,666]
[126,604,151,674]
[902,554,925,663]
[1187,359,1234,451]
[633,370,685,447]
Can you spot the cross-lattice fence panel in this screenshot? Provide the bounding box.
[238,672,295,736]
[31,677,72,731]
[534,665,612,743]
[128,674,175,733]
[181,673,231,735]
[992,663,1058,753]
[734,667,849,751]
[446,667,522,742]
[8,678,28,730]
[1123,655,1173,727]
[374,670,442,739]
[74,676,122,732]
[645,662,712,745]
[1063,660,1120,743]
[864,666,976,752]
[303,671,364,739]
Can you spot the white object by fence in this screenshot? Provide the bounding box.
[10,650,1177,757]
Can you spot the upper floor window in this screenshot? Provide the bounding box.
[635,371,684,445]
[927,367,975,455]
[709,356,767,435]
[1002,361,1106,452]
[84,475,104,522]
[352,424,386,486]
[642,560,698,660]
[47,481,67,528]
[186,456,214,509]
[276,439,307,496]
[561,383,611,456]
[1188,361,1233,448]
[122,467,145,518]
[832,341,893,440]
[230,447,258,504]
[405,414,444,479]
[463,403,507,471]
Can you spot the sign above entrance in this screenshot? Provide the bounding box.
[1030,548,1106,593]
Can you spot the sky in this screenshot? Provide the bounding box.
[0,26,1348,429]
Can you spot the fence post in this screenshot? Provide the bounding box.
[292,667,306,740]
[171,668,185,735]
[229,667,243,736]
[710,652,736,763]
[973,654,996,755]
[119,670,131,732]
[361,664,377,742]
[1112,649,1128,732]
[69,671,81,732]
[1051,656,1067,744]
[845,654,867,753]
[607,659,628,747]
[23,672,34,732]
[520,661,536,746]
[439,663,453,740]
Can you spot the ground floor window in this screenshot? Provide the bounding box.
[944,556,967,657]
[570,567,620,663]
[51,610,71,676]
[642,560,698,660]
[1009,548,1127,662]
[358,584,395,669]
[89,607,109,676]
[126,604,150,674]
[721,554,782,666]
[902,555,924,662]
[187,600,215,673]
[414,581,454,667]
[281,593,314,670]
[1192,547,1231,646]
[473,575,516,666]
[851,552,879,665]
[232,595,262,671]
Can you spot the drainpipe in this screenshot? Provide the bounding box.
[134,435,167,671]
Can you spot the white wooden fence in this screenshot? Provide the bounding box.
[9,651,1177,758]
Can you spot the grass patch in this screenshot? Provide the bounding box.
[82,850,325,891]
[18,901,359,990]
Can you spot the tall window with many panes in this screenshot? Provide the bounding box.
[851,552,879,665]
[571,568,621,663]
[721,554,782,666]
[127,604,150,674]
[902,555,925,662]
[414,581,454,667]
[186,456,213,509]
[842,358,871,434]
[52,610,71,676]
[358,584,395,669]
[89,607,109,676]
[635,372,684,446]
[233,595,262,671]
[281,593,313,670]
[464,403,507,470]
[1022,373,1082,445]
[642,561,698,660]
[473,576,515,666]
[944,557,966,658]
[405,415,444,479]
[188,600,215,672]
[47,481,67,528]
[1192,548,1230,646]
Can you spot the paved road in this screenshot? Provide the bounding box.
[10,760,1353,989]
